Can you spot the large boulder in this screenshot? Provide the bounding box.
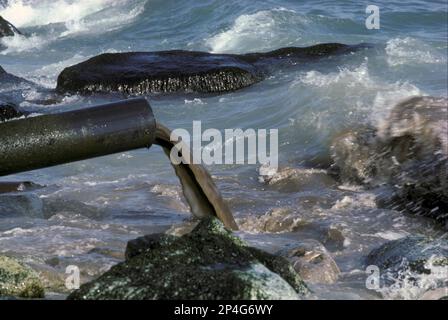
[0,15,21,38]
[331,96,448,225]
[68,218,308,300]
[365,235,448,299]
[56,43,368,95]
[0,255,45,298]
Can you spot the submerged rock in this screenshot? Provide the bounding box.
[281,239,341,284]
[0,181,42,193]
[366,236,448,275]
[331,96,448,225]
[56,43,367,95]
[42,198,106,220]
[237,207,308,233]
[68,218,308,300]
[366,235,448,299]
[0,192,44,218]
[0,255,45,298]
[0,15,21,38]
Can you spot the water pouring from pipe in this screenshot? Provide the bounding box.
[0,98,237,230]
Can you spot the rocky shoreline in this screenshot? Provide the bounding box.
[0,15,447,300]
[2,218,446,300]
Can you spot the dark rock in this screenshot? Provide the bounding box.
[0,181,42,193]
[68,218,308,300]
[366,235,448,298]
[331,96,448,225]
[56,43,368,95]
[125,233,177,260]
[0,15,21,38]
[366,235,448,274]
[57,50,262,95]
[0,255,45,298]
[0,102,28,122]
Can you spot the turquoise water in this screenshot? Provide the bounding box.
[0,0,447,299]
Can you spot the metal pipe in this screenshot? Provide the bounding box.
[0,98,156,176]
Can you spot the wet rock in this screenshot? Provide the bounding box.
[0,15,21,38]
[57,50,262,95]
[0,101,28,122]
[125,233,177,260]
[42,198,106,220]
[68,218,308,300]
[331,96,448,225]
[330,126,378,184]
[366,235,448,275]
[322,227,346,251]
[0,255,45,298]
[26,262,67,294]
[165,220,199,237]
[365,235,448,299]
[280,239,340,284]
[56,43,367,95]
[0,181,42,193]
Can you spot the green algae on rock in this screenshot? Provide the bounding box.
[0,255,45,298]
[68,218,308,300]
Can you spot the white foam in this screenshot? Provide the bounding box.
[184,98,206,105]
[292,59,422,127]
[0,33,49,54]
[374,231,407,241]
[206,8,306,53]
[385,37,446,67]
[60,1,146,37]
[0,0,127,27]
[299,62,372,88]
[25,53,86,88]
[0,0,146,53]
[377,256,448,300]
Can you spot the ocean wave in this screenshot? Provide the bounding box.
[0,0,136,28]
[0,32,49,54]
[205,7,308,54]
[25,54,86,88]
[0,0,146,53]
[385,37,447,66]
[291,60,422,127]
